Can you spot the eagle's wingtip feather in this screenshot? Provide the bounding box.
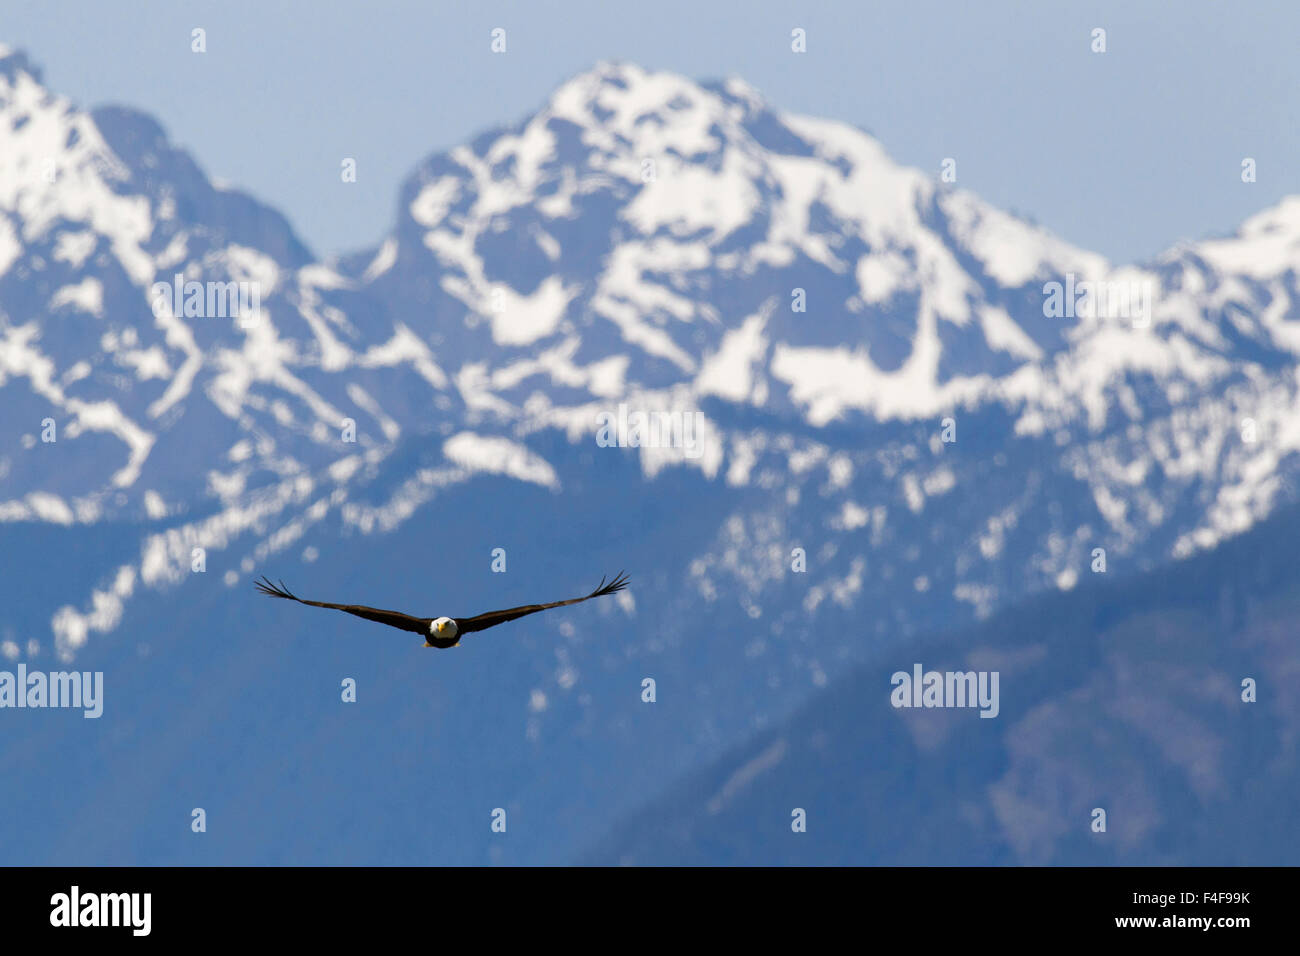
[593,570,629,597]
[254,575,296,601]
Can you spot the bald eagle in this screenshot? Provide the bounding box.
[255,571,629,648]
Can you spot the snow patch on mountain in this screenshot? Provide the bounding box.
[443,432,560,489]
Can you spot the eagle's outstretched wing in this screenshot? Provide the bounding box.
[455,571,629,634]
[255,577,431,636]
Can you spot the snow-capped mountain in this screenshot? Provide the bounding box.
[6,52,1297,656]
[2,47,1299,863]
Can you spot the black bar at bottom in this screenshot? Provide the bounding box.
[0,866,1277,941]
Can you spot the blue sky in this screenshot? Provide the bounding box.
[5,0,1298,265]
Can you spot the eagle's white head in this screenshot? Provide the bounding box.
[430,617,458,640]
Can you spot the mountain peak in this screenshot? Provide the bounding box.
[1179,193,1300,279]
[1238,194,1300,237]
[0,43,42,85]
[544,62,764,144]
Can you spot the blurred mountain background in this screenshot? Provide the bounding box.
[1,45,1296,864]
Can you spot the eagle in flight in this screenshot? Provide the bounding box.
[255,571,629,648]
